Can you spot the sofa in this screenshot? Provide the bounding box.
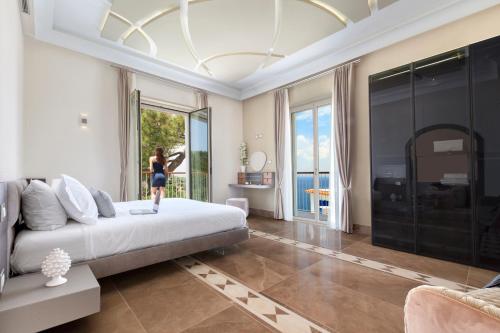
[405,285,500,333]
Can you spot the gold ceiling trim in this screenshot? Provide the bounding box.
[100,0,351,77]
[196,51,285,69]
[300,0,349,25]
[102,0,348,34]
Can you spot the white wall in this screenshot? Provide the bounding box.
[0,0,24,181]
[23,38,120,198]
[23,38,243,202]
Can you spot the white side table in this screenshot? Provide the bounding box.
[0,265,100,333]
[226,198,249,217]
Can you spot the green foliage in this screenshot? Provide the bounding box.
[140,108,185,170]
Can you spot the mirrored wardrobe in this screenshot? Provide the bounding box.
[370,35,500,271]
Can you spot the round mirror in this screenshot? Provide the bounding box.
[249,151,267,172]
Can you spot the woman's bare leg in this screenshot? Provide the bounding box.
[160,187,165,199]
[151,186,157,199]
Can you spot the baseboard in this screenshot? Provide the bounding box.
[249,208,274,219]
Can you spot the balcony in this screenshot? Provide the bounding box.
[295,171,330,221]
[141,169,208,201]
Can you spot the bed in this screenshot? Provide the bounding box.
[2,180,248,279]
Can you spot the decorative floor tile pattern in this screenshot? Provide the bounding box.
[248,229,476,292]
[176,256,331,333]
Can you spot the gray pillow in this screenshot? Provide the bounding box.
[89,187,116,218]
[22,180,68,231]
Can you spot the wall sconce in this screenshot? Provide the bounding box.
[80,113,88,129]
[255,133,263,140]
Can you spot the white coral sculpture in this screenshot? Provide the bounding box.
[41,248,71,287]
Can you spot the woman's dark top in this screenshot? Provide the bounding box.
[152,161,166,187]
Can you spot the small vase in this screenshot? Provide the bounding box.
[46,275,68,287]
[240,165,246,173]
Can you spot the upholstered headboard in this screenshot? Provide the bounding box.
[0,180,28,280]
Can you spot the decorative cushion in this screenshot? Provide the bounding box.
[6,179,27,227]
[21,180,67,231]
[53,175,98,225]
[89,187,116,218]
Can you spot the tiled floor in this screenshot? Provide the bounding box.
[46,216,499,333]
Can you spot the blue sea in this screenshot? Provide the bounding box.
[296,175,330,212]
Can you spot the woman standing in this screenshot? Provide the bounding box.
[149,147,167,198]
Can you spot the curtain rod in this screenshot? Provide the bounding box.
[279,58,361,90]
[110,64,206,94]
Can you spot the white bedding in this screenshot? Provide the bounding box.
[11,198,247,274]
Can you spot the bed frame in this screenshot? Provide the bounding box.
[1,180,249,279]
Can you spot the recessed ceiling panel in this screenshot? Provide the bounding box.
[111,0,179,24]
[322,0,371,22]
[274,0,345,55]
[189,0,275,59]
[124,30,150,54]
[143,13,197,70]
[207,54,269,83]
[101,15,130,42]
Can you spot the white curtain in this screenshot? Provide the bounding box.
[118,69,132,201]
[196,91,208,109]
[328,106,342,230]
[331,63,354,233]
[274,89,293,221]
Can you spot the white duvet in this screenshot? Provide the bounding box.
[11,198,247,274]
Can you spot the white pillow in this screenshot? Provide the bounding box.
[53,175,98,224]
[22,180,68,231]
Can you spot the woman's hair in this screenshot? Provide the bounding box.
[155,147,166,165]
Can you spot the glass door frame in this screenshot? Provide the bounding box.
[136,96,212,202]
[291,98,331,224]
[189,107,212,202]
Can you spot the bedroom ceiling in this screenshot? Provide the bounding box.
[98,0,398,83]
[27,0,500,99]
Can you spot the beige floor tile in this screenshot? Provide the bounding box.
[342,240,470,284]
[44,278,145,333]
[263,271,404,333]
[304,258,421,307]
[237,237,323,270]
[194,247,296,291]
[113,262,232,333]
[181,306,276,333]
[467,266,499,288]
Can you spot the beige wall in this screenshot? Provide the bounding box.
[23,38,121,198]
[242,92,275,211]
[23,38,243,203]
[242,5,500,225]
[0,0,23,181]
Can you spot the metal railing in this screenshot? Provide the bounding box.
[141,169,209,201]
[141,170,186,199]
[295,171,330,215]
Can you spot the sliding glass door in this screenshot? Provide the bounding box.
[292,102,332,223]
[189,108,211,202]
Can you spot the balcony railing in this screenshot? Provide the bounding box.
[141,169,209,201]
[296,171,330,216]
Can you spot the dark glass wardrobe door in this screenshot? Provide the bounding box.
[370,66,414,251]
[471,37,500,271]
[413,49,473,264]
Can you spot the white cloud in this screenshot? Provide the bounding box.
[294,111,313,122]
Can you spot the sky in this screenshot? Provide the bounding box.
[293,105,331,172]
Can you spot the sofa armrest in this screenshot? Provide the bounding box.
[404,285,500,333]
